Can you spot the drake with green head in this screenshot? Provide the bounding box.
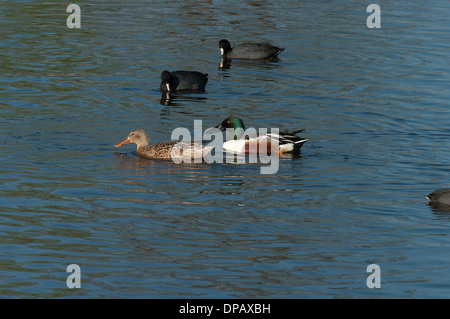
[215,116,309,154]
[216,116,246,140]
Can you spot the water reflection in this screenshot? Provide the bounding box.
[159,93,208,106]
[113,148,304,182]
[218,58,232,70]
[3,0,450,298]
[160,93,173,106]
[428,203,450,214]
[113,151,214,171]
[218,57,282,70]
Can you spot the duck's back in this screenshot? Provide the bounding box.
[137,140,211,160]
[227,43,284,59]
[170,71,208,91]
[137,141,178,159]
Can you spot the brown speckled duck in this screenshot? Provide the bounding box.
[114,129,213,161]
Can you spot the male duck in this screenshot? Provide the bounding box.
[160,70,208,93]
[114,129,212,161]
[219,39,285,60]
[215,116,308,154]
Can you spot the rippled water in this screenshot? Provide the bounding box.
[1,0,450,298]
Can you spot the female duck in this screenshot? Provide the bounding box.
[114,129,212,161]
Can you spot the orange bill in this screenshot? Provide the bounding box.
[114,137,131,147]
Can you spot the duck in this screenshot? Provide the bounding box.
[425,189,450,207]
[219,39,285,60]
[160,70,208,93]
[215,116,308,154]
[114,129,213,161]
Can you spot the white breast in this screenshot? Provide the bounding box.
[222,140,246,153]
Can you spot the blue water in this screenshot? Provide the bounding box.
[1,0,450,298]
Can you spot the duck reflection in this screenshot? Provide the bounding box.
[218,57,282,71]
[160,93,174,106]
[218,58,231,70]
[428,202,450,215]
[113,151,212,173]
[160,93,208,106]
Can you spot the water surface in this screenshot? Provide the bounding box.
[1,0,450,298]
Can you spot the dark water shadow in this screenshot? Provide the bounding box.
[159,92,208,106]
[113,151,213,171]
[428,202,450,215]
[113,148,304,173]
[279,150,304,160]
[218,57,282,71]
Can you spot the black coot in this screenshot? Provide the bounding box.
[219,39,284,60]
[160,70,208,93]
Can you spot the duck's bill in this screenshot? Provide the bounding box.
[220,48,224,56]
[114,138,131,147]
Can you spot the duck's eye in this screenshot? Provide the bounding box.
[227,121,230,124]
